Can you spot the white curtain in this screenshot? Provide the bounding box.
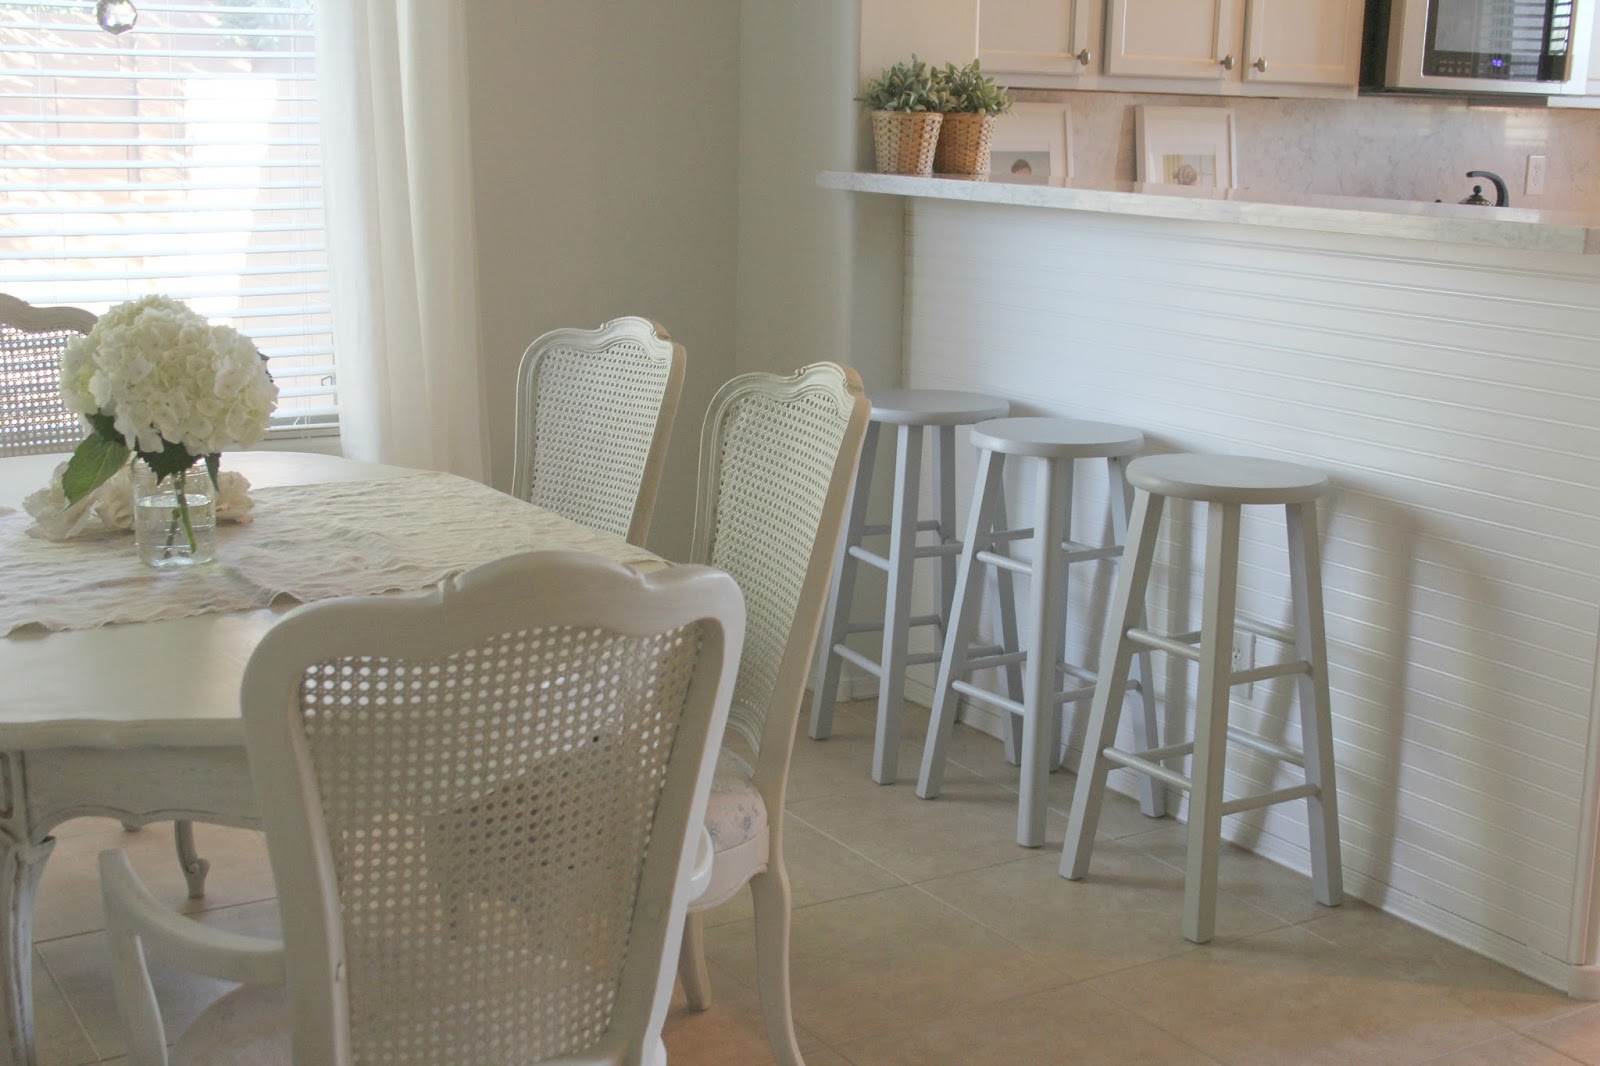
[316,0,488,480]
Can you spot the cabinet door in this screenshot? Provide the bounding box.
[1104,0,1243,80]
[978,0,1095,77]
[1242,0,1363,87]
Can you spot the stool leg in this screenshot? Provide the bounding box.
[811,422,880,741]
[1108,456,1167,819]
[874,424,923,785]
[1183,501,1241,944]
[992,482,1026,768]
[1048,461,1076,773]
[1287,500,1344,907]
[932,425,960,648]
[1019,456,1070,847]
[1061,488,1165,879]
[918,449,1006,800]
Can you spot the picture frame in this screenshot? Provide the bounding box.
[988,102,1072,183]
[1134,105,1237,191]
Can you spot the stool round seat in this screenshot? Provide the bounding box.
[971,416,1144,460]
[1127,453,1329,505]
[869,388,1010,426]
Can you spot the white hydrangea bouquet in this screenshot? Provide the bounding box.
[24,295,278,548]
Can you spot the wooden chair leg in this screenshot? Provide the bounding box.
[1182,502,1241,945]
[750,859,802,1066]
[1062,489,1165,879]
[873,424,923,785]
[1287,500,1343,907]
[919,449,1006,799]
[810,422,880,741]
[678,910,712,1011]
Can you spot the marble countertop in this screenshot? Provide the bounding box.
[818,170,1600,255]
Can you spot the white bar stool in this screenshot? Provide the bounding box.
[916,417,1165,848]
[810,388,1011,784]
[1059,453,1344,943]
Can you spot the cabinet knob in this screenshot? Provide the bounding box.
[1253,56,1268,73]
[1219,53,1236,71]
[1076,48,1092,66]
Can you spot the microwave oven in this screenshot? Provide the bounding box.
[1362,0,1588,95]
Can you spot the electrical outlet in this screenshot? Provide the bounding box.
[1231,631,1256,699]
[1526,154,1548,197]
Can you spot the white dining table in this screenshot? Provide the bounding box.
[0,450,664,1065]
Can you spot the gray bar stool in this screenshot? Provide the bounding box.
[916,417,1165,848]
[810,388,1011,784]
[1059,453,1344,943]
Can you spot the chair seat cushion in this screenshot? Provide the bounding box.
[173,982,289,1066]
[704,749,767,854]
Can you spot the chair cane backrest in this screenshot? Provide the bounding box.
[0,293,95,456]
[241,551,744,1066]
[691,363,869,794]
[512,317,686,546]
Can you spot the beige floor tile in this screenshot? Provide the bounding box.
[40,899,281,1060]
[835,981,1221,1065]
[701,812,906,929]
[662,959,845,1066]
[919,843,1284,982]
[787,698,954,803]
[35,823,275,943]
[1523,1003,1600,1064]
[1122,822,1338,925]
[1299,902,1589,1032]
[1422,1032,1583,1065]
[1088,924,1517,1065]
[703,884,1071,1046]
[32,949,99,1066]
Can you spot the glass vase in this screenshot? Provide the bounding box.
[132,459,217,568]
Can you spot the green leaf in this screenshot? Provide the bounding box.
[61,435,130,505]
[136,443,201,484]
[85,411,123,446]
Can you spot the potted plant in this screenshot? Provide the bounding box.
[859,55,947,176]
[933,59,1013,176]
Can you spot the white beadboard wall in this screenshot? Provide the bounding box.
[896,196,1600,984]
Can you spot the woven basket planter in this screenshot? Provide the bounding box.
[870,110,943,176]
[933,112,997,176]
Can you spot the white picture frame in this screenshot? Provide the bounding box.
[988,102,1072,183]
[1134,106,1237,191]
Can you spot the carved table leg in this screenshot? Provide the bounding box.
[1,835,53,1066]
[174,820,209,899]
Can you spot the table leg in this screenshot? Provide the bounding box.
[0,832,52,1066]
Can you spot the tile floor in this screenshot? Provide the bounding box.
[28,698,1600,1065]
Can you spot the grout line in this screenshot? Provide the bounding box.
[34,948,103,1066]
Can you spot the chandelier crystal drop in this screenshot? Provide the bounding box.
[95,0,138,34]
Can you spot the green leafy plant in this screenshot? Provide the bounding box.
[858,55,948,112]
[936,59,1013,116]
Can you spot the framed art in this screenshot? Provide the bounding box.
[1134,106,1236,190]
[988,102,1072,182]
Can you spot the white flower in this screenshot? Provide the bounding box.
[23,461,254,540]
[214,470,254,524]
[94,466,135,531]
[23,462,109,541]
[62,296,278,457]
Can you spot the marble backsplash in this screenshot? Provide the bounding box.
[1016,88,1600,214]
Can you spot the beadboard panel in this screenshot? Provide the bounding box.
[899,198,1600,968]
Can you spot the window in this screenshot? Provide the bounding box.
[0,0,335,433]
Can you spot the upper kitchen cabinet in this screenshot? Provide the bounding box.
[1062,0,1364,96]
[978,0,1100,84]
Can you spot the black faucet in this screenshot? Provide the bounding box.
[1465,170,1510,207]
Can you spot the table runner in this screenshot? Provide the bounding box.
[0,471,662,636]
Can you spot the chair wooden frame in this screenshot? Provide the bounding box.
[675,363,870,1065]
[101,550,745,1066]
[511,317,686,547]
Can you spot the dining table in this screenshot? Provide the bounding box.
[0,449,666,1065]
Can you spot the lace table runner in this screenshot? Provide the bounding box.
[1,471,663,636]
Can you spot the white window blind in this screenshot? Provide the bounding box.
[0,0,334,432]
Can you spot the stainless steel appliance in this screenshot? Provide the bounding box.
[1363,0,1586,95]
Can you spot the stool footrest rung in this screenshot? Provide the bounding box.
[1232,660,1312,685]
[1056,684,1096,705]
[1060,662,1098,685]
[1226,726,1306,767]
[1220,783,1319,817]
[848,545,890,571]
[906,651,943,667]
[845,614,943,636]
[966,650,1027,672]
[1060,542,1123,563]
[1099,748,1194,794]
[848,542,961,570]
[832,644,882,678]
[976,549,1029,575]
[989,528,1033,544]
[1132,740,1195,763]
[1237,616,1297,646]
[952,681,1025,718]
[862,519,943,537]
[1127,627,1202,662]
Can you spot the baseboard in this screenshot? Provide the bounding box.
[834,667,1584,996]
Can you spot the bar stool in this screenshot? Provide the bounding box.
[916,417,1165,848]
[810,388,1011,784]
[1059,453,1344,943]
